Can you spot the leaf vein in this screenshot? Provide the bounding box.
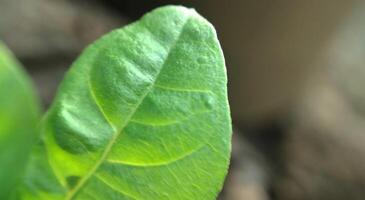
[107,145,205,167]
[95,175,139,200]
[154,84,212,93]
[129,109,213,127]
[88,78,116,131]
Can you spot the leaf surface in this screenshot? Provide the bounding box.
[0,42,40,199]
[18,5,231,200]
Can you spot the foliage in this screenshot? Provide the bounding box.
[0,42,40,199]
[0,5,231,200]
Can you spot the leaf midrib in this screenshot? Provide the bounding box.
[65,15,192,200]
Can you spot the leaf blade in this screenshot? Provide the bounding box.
[0,42,40,199]
[18,5,231,200]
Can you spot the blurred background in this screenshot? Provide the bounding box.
[1,0,365,199]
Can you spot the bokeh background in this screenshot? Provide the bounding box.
[2,0,365,199]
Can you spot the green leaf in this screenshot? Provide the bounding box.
[0,42,40,199]
[18,5,231,200]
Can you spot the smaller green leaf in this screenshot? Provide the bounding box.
[0,42,41,199]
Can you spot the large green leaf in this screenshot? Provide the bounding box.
[18,5,231,200]
[0,42,40,199]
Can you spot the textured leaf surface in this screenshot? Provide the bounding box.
[18,5,231,200]
[0,42,40,199]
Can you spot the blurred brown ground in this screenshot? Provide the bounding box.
[2,0,365,199]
